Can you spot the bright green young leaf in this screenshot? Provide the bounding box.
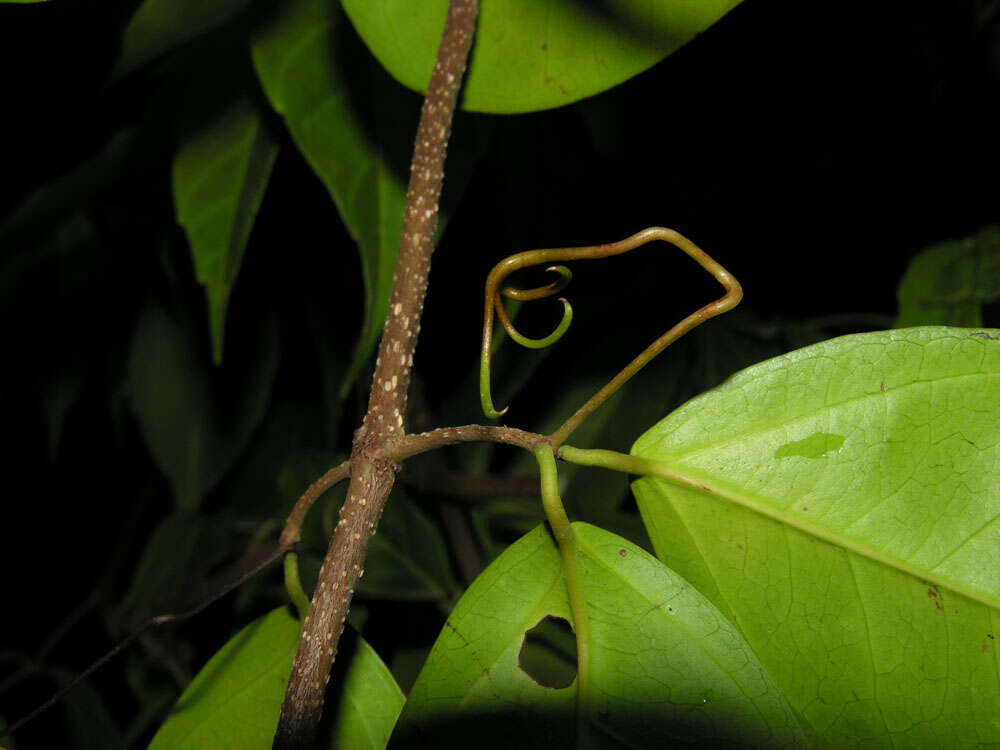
[127,305,278,509]
[173,96,278,363]
[393,523,804,748]
[631,326,1000,745]
[251,0,408,395]
[113,0,252,78]
[149,607,404,749]
[342,0,743,114]
[896,225,1000,328]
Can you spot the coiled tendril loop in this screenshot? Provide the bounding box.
[479,227,742,441]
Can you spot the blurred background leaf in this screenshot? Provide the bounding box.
[113,0,254,79]
[896,224,1000,328]
[126,303,279,510]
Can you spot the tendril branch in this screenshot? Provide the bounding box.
[479,227,743,445]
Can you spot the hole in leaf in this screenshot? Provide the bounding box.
[518,615,577,689]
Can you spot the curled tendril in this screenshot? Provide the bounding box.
[479,227,743,444]
[501,265,572,301]
[493,265,575,351]
[481,265,576,418]
[496,295,573,350]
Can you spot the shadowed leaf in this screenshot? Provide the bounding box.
[896,225,1000,328]
[393,523,804,748]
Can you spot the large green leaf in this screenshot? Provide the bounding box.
[173,96,278,363]
[127,304,278,509]
[393,523,804,748]
[896,225,1000,328]
[251,0,408,395]
[631,327,1000,745]
[148,607,404,749]
[342,0,743,114]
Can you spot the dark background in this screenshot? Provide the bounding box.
[2,0,998,746]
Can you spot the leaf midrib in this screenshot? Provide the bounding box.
[635,467,999,612]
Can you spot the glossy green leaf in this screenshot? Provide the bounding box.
[127,304,278,509]
[342,0,743,114]
[173,96,278,363]
[149,607,404,749]
[631,326,1000,745]
[113,0,252,78]
[393,523,804,748]
[327,630,406,750]
[251,0,407,395]
[896,225,1000,328]
[147,607,298,750]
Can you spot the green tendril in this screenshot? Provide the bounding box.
[498,297,573,349]
[501,265,572,301]
[284,552,311,623]
[479,227,742,434]
[480,264,577,418]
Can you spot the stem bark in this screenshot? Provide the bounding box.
[272,2,479,747]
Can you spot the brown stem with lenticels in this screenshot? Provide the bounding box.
[270,2,480,747]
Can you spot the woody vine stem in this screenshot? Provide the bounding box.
[270,2,482,746]
[271,0,740,746]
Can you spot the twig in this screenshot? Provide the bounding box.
[386,424,549,460]
[279,460,351,548]
[271,2,480,747]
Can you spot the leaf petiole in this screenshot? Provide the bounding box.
[533,445,591,732]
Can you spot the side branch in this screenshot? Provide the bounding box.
[280,461,351,548]
[385,425,550,460]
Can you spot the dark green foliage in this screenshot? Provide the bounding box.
[1,0,998,747]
